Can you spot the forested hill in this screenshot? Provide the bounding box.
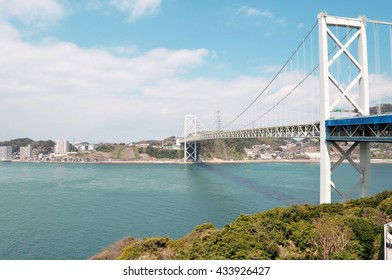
[0,138,54,153]
[370,103,392,115]
[91,190,392,260]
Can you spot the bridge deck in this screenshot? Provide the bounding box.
[179,115,392,143]
[180,123,320,143]
[326,115,392,142]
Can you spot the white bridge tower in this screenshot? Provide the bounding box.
[318,12,370,203]
[183,115,199,162]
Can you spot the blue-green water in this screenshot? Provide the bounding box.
[0,162,391,260]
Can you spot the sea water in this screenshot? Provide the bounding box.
[0,162,391,260]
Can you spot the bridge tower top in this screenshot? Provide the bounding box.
[184,115,198,138]
[318,12,369,119]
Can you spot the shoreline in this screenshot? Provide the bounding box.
[8,158,392,165]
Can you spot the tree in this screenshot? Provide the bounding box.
[311,217,353,259]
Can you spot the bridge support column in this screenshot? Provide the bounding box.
[318,12,370,203]
[319,140,331,204]
[184,142,199,162]
[183,115,199,163]
[318,12,332,204]
[359,142,371,197]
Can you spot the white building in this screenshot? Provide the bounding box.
[0,146,12,161]
[244,148,256,159]
[20,145,32,160]
[261,153,272,160]
[304,152,321,159]
[76,143,96,152]
[54,140,69,154]
[77,144,89,152]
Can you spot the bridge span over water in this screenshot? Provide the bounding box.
[180,114,392,143]
[177,13,392,204]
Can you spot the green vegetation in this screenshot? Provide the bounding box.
[94,143,180,160]
[199,139,260,160]
[91,190,392,260]
[369,103,392,115]
[146,146,180,159]
[0,138,55,153]
[96,144,116,153]
[113,144,126,159]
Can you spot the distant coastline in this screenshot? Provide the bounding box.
[8,158,392,164]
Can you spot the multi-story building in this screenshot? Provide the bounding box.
[54,140,69,154]
[20,145,32,160]
[0,146,12,161]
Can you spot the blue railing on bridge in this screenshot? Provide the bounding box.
[326,114,392,142]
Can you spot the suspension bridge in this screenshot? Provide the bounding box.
[177,12,392,204]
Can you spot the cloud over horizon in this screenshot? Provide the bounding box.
[0,28,218,141]
[0,1,268,142]
[1,1,391,144]
[0,0,274,143]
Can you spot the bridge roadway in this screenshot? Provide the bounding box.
[179,115,392,143]
[180,123,320,143]
[326,114,392,143]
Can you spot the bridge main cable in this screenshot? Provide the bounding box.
[222,20,319,130]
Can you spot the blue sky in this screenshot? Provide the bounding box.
[1,0,392,142]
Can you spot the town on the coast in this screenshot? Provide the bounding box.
[1,137,392,163]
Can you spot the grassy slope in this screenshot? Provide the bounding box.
[91,190,392,260]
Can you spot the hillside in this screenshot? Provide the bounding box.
[91,190,392,260]
[0,138,55,154]
[370,103,392,115]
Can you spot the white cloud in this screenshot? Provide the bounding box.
[111,45,141,57]
[0,21,21,40]
[109,0,161,21]
[237,6,274,19]
[2,1,391,143]
[0,0,63,22]
[0,26,391,142]
[261,65,282,74]
[0,27,213,141]
[369,74,392,105]
[2,22,391,142]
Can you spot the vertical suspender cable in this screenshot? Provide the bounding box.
[296,50,299,124]
[310,28,314,72]
[346,25,351,86]
[303,41,306,123]
[390,25,392,77]
[373,24,381,114]
[336,25,341,85]
[309,26,315,123]
[334,25,341,117]
[303,40,307,74]
[374,24,381,74]
[227,21,319,130]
